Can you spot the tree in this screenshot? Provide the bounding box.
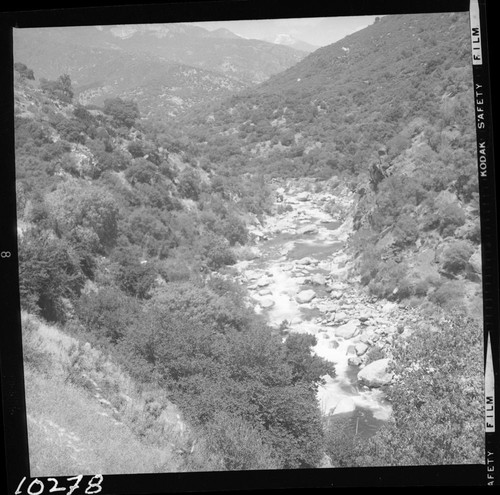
[46,179,120,253]
[75,286,140,343]
[177,167,202,200]
[40,74,73,103]
[103,97,140,128]
[284,333,335,388]
[440,240,474,275]
[14,62,34,80]
[18,228,85,322]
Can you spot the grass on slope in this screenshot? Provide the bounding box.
[21,312,192,476]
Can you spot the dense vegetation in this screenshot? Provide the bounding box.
[14,64,334,470]
[14,10,484,471]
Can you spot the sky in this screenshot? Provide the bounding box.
[186,15,381,48]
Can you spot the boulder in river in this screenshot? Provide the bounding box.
[259,298,276,309]
[348,356,363,366]
[295,289,317,304]
[357,358,393,388]
[296,256,318,266]
[310,273,327,286]
[297,191,310,202]
[296,224,318,235]
[334,319,360,339]
[355,342,369,356]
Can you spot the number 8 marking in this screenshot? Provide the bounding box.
[1,251,11,258]
[85,474,103,494]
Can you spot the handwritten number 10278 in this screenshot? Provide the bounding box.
[15,475,103,495]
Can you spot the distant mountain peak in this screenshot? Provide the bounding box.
[265,34,319,53]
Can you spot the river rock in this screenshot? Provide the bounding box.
[296,256,319,266]
[258,289,272,296]
[334,319,360,339]
[355,342,369,356]
[297,191,310,201]
[348,356,363,366]
[357,358,393,388]
[296,289,316,303]
[334,311,348,322]
[310,273,327,286]
[260,298,275,309]
[330,290,343,299]
[358,311,372,322]
[256,277,270,287]
[297,224,318,235]
[244,270,261,281]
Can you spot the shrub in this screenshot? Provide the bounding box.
[364,346,386,365]
[393,214,419,248]
[46,179,120,253]
[368,259,412,300]
[429,280,464,309]
[323,414,364,467]
[219,214,249,246]
[40,74,73,103]
[199,232,236,271]
[177,167,202,200]
[204,412,280,470]
[127,141,145,158]
[103,97,140,128]
[18,228,85,322]
[284,333,335,387]
[54,118,87,144]
[438,203,466,236]
[14,62,35,80]
[75,287,140,343]
[112,247,158,299]
[440,240,474,275]
[124,158,159,185]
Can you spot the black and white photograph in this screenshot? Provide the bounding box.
[1,0,498,492]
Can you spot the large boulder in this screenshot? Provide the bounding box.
[296,289,316,304]
[334,319,360,339]
[357,358,392,388]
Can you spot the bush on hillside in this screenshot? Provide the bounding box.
[103,97,140,128]
[40,74,73,103]
[440,240,474,275]
[75,286,140,343]
[18,228,85,322]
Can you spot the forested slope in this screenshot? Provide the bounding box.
[14,61,334,472]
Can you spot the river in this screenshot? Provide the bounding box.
[234,180,394,437]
